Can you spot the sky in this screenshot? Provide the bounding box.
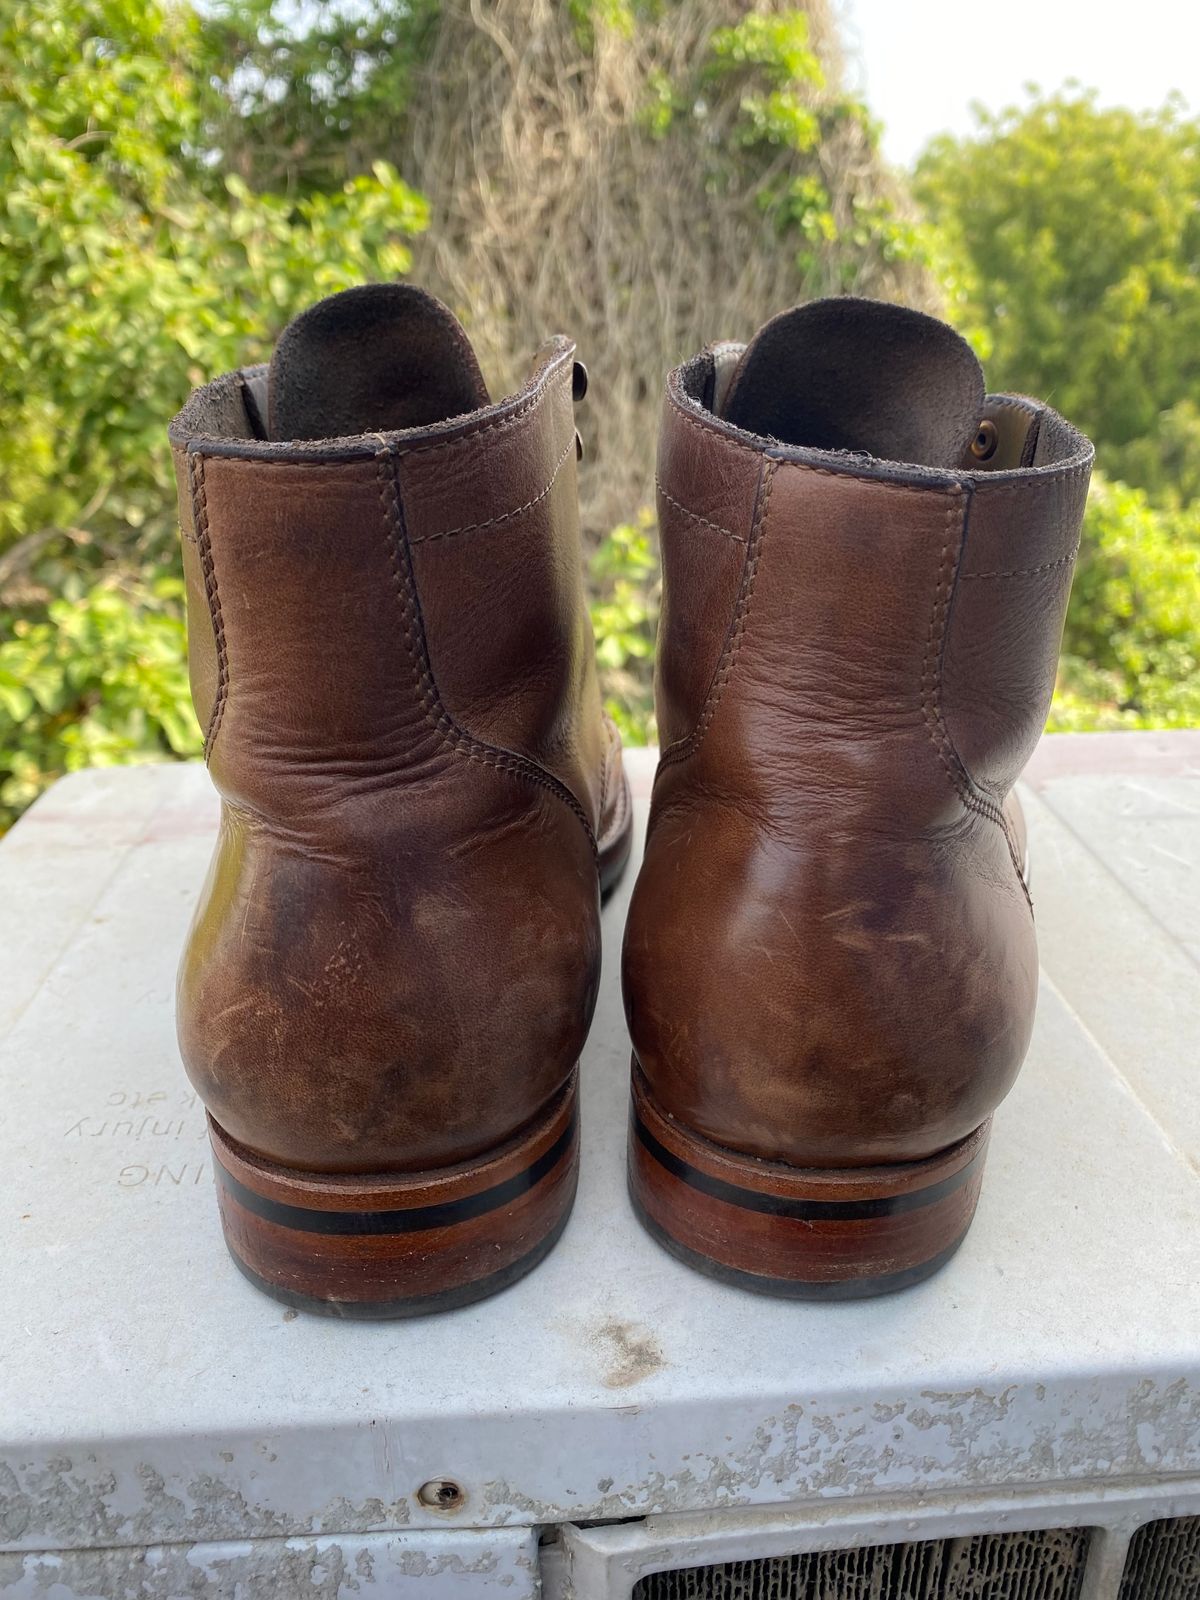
[842,0,1200,168]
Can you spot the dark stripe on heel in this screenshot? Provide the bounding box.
[628,1062,988,1299]
[210,1071,579,1317]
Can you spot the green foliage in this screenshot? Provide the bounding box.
[199,0,442,193]
[0,0,425,565]
[916,89,1200,493]
[0,0,426,828]
[2,7,1196,835]
[1104,400,1200,509]
[1051,474,1200,731]
[0,574,201,825]
[641,67,680,138]
[567,0,641,51]
[710,11,824,88]
[703,10,928,284]
[589,511,660,746]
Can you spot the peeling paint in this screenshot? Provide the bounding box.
[4,1538,357,1599]
[475,1373,1200,1528]
[393,1551,495,1577]
[0,1531,536,1598]
[2,1383,1199,1554]
[0,1457,411,1554]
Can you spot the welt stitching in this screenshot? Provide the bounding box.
[668,384,1092,493]
[970,461,1093,498]
[987,398,1037,418]
[658,456,775,769]
[189,453,228,759]
[666,390,955,494]
[597,713,615,830]
[397,363,567,459]
[920,491,1000,826]
[411,433,574,545]
[960,544,1079,580]
[599,742,632,851]
[655,479,745,544]
[921,489,1033,910]
[374,447,596,857]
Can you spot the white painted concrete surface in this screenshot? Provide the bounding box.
[0,735,1197,1592]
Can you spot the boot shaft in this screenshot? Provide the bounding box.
[626,299,1093,1185]
[169,287,630,1198]
[171,315,603,841]
[653,303,1092,841]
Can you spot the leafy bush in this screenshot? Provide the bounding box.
[702,9,930,284]
[0,0,426,829]
[0,0,425,565]
[1103,400,1200,509]
[589,510,660,746]
[916,89,1200,497]
[1052,473,1200,730]
[1,6,1196,833]
[0,575,200,825]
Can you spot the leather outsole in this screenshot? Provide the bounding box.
[627,1062,989,1300]
[209,1071,579,1317]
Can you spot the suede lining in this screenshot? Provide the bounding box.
[721,297,986,469]
[266,283,490,442]
[675,342,1091,488]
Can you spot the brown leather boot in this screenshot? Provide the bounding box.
[623,298,1092,1299]
[170,284,632,1316]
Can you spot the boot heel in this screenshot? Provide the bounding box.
[209,1072,579,1318]
[628,1064,988,1299]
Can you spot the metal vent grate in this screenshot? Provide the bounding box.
[1119,1518,1200,1600]
[633,1528,1092,1600]
[942,1530,1092,1600]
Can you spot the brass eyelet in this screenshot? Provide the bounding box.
[971,419,999,461]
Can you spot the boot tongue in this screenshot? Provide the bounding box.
[719,298,985,469]
[267,283,490,442]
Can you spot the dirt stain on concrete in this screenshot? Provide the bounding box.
[589,1319,665,1389]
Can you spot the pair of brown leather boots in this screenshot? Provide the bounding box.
[170,285,1092,1316]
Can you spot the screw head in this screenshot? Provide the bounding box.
[417,1478,466,1514]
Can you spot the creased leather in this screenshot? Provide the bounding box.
[405,358,611,825]
[172,344,625,1176]
[623,353,1092,1170]
[652,394,761,748]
